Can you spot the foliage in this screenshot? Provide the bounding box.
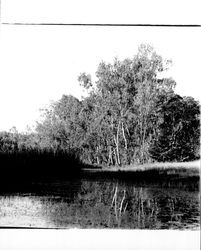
[0,44,200,167]
[149,95,200,162]
[34,44,200,165]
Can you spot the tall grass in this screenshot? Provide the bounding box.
[0,148,84,183]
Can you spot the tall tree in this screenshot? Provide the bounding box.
[149,94,200,162]
[36,95,83,151]
[35,44,199,166]
[87,44,176,164]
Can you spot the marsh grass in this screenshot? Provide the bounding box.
[0,148,85,183]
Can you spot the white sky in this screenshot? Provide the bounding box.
[0,0,201,132]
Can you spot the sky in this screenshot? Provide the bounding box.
[0,0,201,132]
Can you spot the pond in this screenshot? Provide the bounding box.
[0,175,199,229]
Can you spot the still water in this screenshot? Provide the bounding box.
[0,177,199,229]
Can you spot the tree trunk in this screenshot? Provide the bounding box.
[96,146,100,165]
[113,147,118,166]
[116,121,121,166]
[141,123,147,164]
[108,146,114,166]
[121,122,128,150]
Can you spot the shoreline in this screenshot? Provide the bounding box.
[82,160,200,178]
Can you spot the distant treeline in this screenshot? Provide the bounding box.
[0,44,200,167]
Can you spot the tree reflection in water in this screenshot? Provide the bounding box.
[0,179,199,229]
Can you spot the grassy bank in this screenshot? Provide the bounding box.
[105,160,200,171]
[83,160,200,178]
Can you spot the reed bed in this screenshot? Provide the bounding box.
[0,148,84,182]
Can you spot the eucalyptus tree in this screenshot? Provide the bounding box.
[83,44,176,165]
[36,44,199,166]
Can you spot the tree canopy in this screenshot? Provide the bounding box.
[35,44,200,165]
[1,44,199,166]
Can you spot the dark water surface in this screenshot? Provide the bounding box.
[0,176,199,229]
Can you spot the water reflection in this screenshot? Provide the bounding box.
[0,179,199,229]
[0,196,51,227]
